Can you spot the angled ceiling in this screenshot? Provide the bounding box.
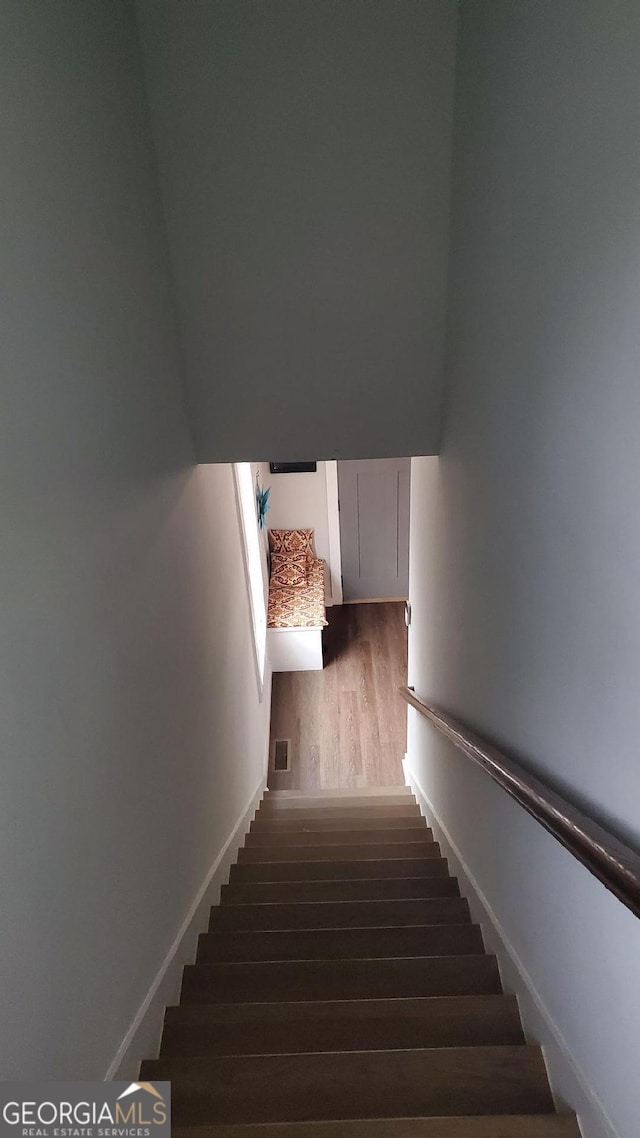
[136,0,458,461]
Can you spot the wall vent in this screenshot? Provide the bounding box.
[272,739,291,772]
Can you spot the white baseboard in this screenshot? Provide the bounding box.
[104,775,266,1080]
[403,757,618,1138]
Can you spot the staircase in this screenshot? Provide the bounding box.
[141,786,580,1136]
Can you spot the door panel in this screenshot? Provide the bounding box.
[337,459,410,601]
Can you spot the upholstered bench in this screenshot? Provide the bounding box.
[266,529,327,672]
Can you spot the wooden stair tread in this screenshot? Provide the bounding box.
[165,993,519,1026]
[141,1046,555,1124]
[171,1118,580,1138]
[142,784,576,1134]
[237,842,441,863]
[221,877,460,905]
[245,827,433,847]
[160,994,524,1056]
[211,897,469,930]
[230,858,450,882]
[197,924,484,963]
[261,792,409,801]
[181,955,502,1003]
[251,815,426,832]
[254,805,422,820]
[259,796,413,812]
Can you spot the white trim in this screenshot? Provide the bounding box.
[324,460,343,606]
[403,756,618,1138]
[233,463,268,698]
[104,775,266,1080]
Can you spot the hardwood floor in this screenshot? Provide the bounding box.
[268,602,408,791]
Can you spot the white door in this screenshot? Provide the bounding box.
[337,458,410,601]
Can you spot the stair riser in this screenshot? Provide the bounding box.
[229,858,450,882]
[211,897,469,930]
[237,842,440,863]
[197,924,484,963]
[141,1047,554,1124]
[221,877,459,904]
[181,956,502,1003]
[245,828,433,847]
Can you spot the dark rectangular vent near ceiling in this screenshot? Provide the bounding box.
[272,739,291,772]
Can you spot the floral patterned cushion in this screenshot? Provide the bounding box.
[270,552,309,589]
[268,558,328,628]
[268,528,315,558]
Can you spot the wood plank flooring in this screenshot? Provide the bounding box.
[269,602,407,790]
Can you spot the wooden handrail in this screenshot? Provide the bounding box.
[400,685,640,921]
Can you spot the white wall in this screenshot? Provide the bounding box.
[0,2,270,1080]
[266,464,338,601]
[135,0,458,463]
[407,5,640,1136]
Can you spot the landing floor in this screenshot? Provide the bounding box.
[268,601,408,791]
